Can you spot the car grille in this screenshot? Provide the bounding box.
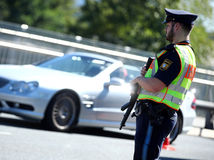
[0,77,9,88]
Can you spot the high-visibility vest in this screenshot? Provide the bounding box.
[138,44,196,111]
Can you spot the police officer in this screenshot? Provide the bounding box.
[131,8,198,160]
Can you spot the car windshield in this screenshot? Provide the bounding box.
[37,55,112,77]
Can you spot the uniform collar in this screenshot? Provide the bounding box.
[175,40,191,45]
[160,41,191,51]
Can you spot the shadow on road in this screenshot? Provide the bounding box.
[0,115,134,140]
[0,116,42,130]
[72,127,134,140]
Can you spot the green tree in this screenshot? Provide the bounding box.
[77,0,214,65]
[0,0,77,33]
[77,0,180,51]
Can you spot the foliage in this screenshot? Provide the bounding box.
[77,0,214,65]
[77,0,180,52]
[0,0,77,33]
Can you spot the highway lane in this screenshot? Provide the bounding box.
[0,114,213,160]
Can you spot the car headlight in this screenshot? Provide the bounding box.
[9,81,39,93]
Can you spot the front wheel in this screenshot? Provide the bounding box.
[44,92,79,132]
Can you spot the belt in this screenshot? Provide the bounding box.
[138,100,176,118]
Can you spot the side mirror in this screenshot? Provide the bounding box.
[104,77,125,87]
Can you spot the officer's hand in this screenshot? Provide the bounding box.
[130,77,141,95]
[141,65,147,77]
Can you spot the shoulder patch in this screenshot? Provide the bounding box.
[160,59,173,71]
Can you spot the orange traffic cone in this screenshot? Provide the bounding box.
[162,137,175,151]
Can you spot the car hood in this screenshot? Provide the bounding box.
[0,65,101,90]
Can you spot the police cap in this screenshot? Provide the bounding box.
[163,8,198,25]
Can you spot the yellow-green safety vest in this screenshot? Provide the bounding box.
[138,44,196,111]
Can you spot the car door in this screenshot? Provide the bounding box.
[93,67,133,122]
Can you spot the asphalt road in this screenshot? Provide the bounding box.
[0,114,214,160]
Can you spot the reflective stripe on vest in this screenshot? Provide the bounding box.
[138,45,196,110]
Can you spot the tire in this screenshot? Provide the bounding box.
[169,113,182,144]
[44,92,79,132]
